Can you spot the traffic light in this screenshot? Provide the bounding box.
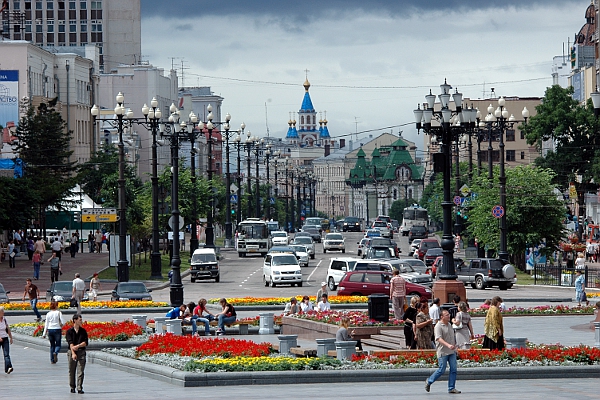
[231,208,235,215]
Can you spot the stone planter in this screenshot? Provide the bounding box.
[281,316,402,340]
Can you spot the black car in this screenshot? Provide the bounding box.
[302,227,322,243]
[424,248,444,266]
[341,217,362,232]
[46,281,89,302]
[364,246,394,259]
[408,225,428,243]
[0,283,10,304]
[111,282,152,301]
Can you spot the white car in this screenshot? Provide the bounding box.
[372,220,392,238]
[270,231,289,246]
[289,244,310,267]
[293,236,315,259]
[263,253,302,287]
[326,257,358,290]
[409,239,422,257]
[323,233,345,253]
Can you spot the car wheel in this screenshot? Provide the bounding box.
[298,281,303,287]
[328,277,337,291]
[499,283,508,290]
[408,292,421,297]
[351,292,362,296]
[238,252,243,258]
[475,276,485,290]
[215,275,220,283]
[191,277,196,283]
[507,283,513,289]
[341,249,345,253]
[311,254,315,259]
[323,248,327,253]
[264,275,269,287]
[471,282,477,289]
[270,277,276,287]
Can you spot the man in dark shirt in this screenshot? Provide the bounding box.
[22,278,42,321]
[66,314,88,394]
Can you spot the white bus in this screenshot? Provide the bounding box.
[237,218,271,257]
[400,205,429,236]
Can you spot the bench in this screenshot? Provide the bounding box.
[272,344,318,357]
[179,320,252,335]
[327,350,367,357]
[368,348,491,357]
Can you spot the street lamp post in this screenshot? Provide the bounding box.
[222,118,234,247]
[285,159,290,232]
[188,112,200,254]
[234,125,245,225]
[255,139,263,218]
[265,144,272,221]
[246,132,254,218]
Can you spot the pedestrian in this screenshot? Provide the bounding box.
[7,239,16,268]
[66,314,88,394]
[300,295,313,312]
[429,297,441,325]
[32,250,41,280]
[483,296,505,350]
[425,309,461,394]
[389,269,406,319]
[51,235,63,259]
[166,304,186,320]
[316,293,331,311]
[105,231,110,251]
[0,307,14,374]
[42,300,65,364]
[26,236,35,260]
[89,273,101,302]
[94,230,103,253]
[453,301,474,349]
[316,281,328,302]
[448,295,461,320]
[402,295,420,349]
[70,233,78,258]
[575,252,586,270]
[72,273,85,314]
[214,298,237,336]
[574,270,589,307]
[87,231,94,253]
[414,302,435,349]
[48,252,62,283]
[34,236,46,255]
[22,278,42,322]
[283,297,299,315]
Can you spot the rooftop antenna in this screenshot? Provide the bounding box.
[354,117,360,141]
[265,101,270,137]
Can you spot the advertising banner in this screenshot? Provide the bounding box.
[0,70,19,128]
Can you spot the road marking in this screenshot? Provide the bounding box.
[306,259,322,285]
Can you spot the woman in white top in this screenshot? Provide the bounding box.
[42,300,65,364]
[300,296,313,312]
[0,306,14,374]
[575,252,586,270]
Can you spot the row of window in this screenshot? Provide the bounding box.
[33,21,102,32]
[14,1,101,10]
[479,150,526,162]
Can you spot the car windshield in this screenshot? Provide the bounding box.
[422,241,440,249]
[395,263,416,273]
[272,232,287,237]
[371,248,392,258]
[326,234,343,240]
[371,238,392,246]
[346,217,359,223]
[290,245,307,253]
[191,253,217,263]
[118,283,147,293]
[412,226,426,232]
[54,282,72,291]
[294,237,312,244]
[272,255,299,266]
[427,248,443,256]
[405,259,426,268]
[373,221,386,227]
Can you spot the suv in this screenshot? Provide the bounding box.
[323,233,345,253]
[424,248,443,266]
[431,256,465,279]
[190,248,220,283]
[293,236,315,259]
[341,216,362,232]
[408,226,428,243]
[337,270,432,300]
[380,259,434,287]
[263,253,302,287]
[456,258,516,290]
[357,238,371,256]
[326,257,358,290]
[372,220,392,238]
[415,238,440,261]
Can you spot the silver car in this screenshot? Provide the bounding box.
[290,244,310,267]
[293,236,315,259]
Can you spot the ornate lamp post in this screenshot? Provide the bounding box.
[245,132,255,218]
[265,143,272,221]
[234,124,245,224]
[255,138,264,218]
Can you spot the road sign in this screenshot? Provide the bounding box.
[82,208,117,215]
[269,197,275,205]
[82,214,119,223]
[492,205,504,218]
[230,194,238,204]
[168,215,185,231]
[460,197,469,208]
[460,184,470,197]
[300,210,306,216]
[453,196,461,206]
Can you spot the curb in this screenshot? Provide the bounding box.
[13,333,145,352]
[86,351,600,387]
[4,307,173,317]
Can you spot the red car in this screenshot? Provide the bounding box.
[337,270,432,301]
[415,238,440,261]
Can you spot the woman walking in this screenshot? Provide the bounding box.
[414,302,434,349]
[574,270,589,307]
[453,301,474,349]
[483,296,504,350]
[42,300,65,363]
[0,307,14,374]
[402,295,420,349]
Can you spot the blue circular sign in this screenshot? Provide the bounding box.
[492,205,504,218]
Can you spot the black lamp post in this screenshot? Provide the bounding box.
[285,159,291,232]
[245,132,255,218]
[265,144,272,221]
[222,118,235,247]
[255,139,263,219]
[234,124,245,225]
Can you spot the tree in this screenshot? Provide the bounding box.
[388,198,417,222]
[13,102,77,232]
[77,146,120,204]
[467,165,564,268]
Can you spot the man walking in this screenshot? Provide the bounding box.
[34,236,46,255]
[51,236,62,259]
[94,230,103,253]
[425,309,461,394]
[66,314,88,394]
[48,253,62,283]
[87,231,94,253]
[72,273,85,314]
[22,278,42,322]
[429,298,441,325]
[389,269,406,320]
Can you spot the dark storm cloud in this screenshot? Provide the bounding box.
[141,0,583,19]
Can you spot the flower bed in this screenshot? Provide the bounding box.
[2,300,169,311]
[208,295,368,306]
[469,304,595,316]
[12,320,143,341]
[292,310,403,327]
[136,334,272,357]
[184,355,342,372]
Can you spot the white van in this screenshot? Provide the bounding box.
[326,257,359,290]
[263,253,302,287]
[190,248,219,283]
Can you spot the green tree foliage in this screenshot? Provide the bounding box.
[77,146,119,204]
[388,198,417,222]
[467,165,564,265]
[13,102,77,230]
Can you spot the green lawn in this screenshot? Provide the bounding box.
[98,251,191,281]
[515,269,536,285]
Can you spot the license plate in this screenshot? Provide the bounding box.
[249,249,257,253]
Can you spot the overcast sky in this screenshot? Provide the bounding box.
[140,0,587,156]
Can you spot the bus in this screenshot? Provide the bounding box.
[400,205,429,236]
[237,218,270,257]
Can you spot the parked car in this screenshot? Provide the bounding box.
[263,253,302,287]
[408,225,428,243]
[408,239,422,257]
[415,238,441,261]
[364,229,381,238]
[337,270,432,300]
[292,236,315,259]
[302,227,322,243]
[46,281,89,302]
[323,233,345,253]
[270,231,289,246]
[455,258,516,290]
[341,216,362,232]
[364,246,394,259]
[326,257,359,290]
[431,256,465,279]
[372,220,392,238]
[190,248,220,283]
[111,282,152,301]
[424,248,443,266]
[0,283,10,303]
[289,244,310,267]
[357,238,372,257]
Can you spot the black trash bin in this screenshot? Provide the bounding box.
[368,294,390,322]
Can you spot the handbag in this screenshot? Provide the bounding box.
[452,322,463,330]
[69,298,78,307]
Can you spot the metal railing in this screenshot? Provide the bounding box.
[533,265,599,289]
